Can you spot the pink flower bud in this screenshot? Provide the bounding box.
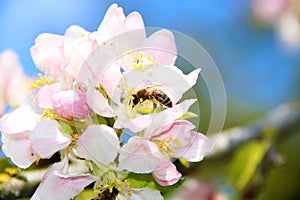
[52,90,89,120]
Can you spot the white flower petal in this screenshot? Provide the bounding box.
[0,105,40,134]
[2,132,37,169]
[76,125,120,166]
[144,29,177,65]
[117,187,163,200]
[29,118,72,158]
[115,65,200,104]
[31,159,97,200]
[118,137,164,173]
[180,131,212,162]
[86,86,116,118]
[152,159,182,186]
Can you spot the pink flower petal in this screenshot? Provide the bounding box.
[32,159,97,200]
[0,105,40,134]
[144,29,177,65]
[86,87,116,118]
[180,131,212,162]
[64,25,89,38]
[52,89,89,119]
[118,187,163,200]
[0,50,30,111]
[29,118,71,159]
[35,83,61,109]
[30,33,64,78]
[118,137,164,173]
[96,4,145,43]
[76,125,120,166]
[99,62,122,99]
[124,11,145,31]
[152,159,182,186]
[1,132,37,169]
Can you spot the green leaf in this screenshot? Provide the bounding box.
[75,189,98,200]
[228,140,269,192]
[92,162,105,176]
[126,173,185,193]
[58,120,73,135]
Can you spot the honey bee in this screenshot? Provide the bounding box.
[131,87,172,108]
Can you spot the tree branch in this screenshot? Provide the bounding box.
[209,100,300,157]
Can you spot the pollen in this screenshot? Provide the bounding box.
[154,61,159,65]
[154,135,178,158]
[173,138,183,147]
[30,73,53,89]
[4,167,18,176]
[0,173,11,190]
[35,156,41,166]
[72,134,79,141]
[146,55,153,62]
[139,52,144,58]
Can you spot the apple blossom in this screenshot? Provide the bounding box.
[52,89,89,120]
[87,64,200,132]
[0,3,213,199]
[0,50,31,115]
[0,105,71,168]
[31,125,164,199]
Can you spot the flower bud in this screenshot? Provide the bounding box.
[52,90,89,120]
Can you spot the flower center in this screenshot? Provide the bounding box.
[95,171,132,198]
[153,134,183,158]
[127,51,159,71]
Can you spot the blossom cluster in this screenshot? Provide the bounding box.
[252,0,300,46]
[0,4,211,199]
[0,50,31,116]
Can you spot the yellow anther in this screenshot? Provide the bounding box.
[134,56,139,61]
[35,156,41,165]
[124,179,130,186]
[127,51,133,55]
[139,52,144,58]
[79,33,85,38]
[173,138,183,147]
[103,42,106,45]
[166,134,173,142]
[154,61,159,65]
[137,63,143,68]
[110,43,113,46]
[109,187,113,193]
[0,173,11,189]
[104,184,110,189]
[147,55,153,62]
[87,32,91,38]
[113,179,121,185]
[72,134,79,141]
[96,184,101,189]
[4,167,18,176]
